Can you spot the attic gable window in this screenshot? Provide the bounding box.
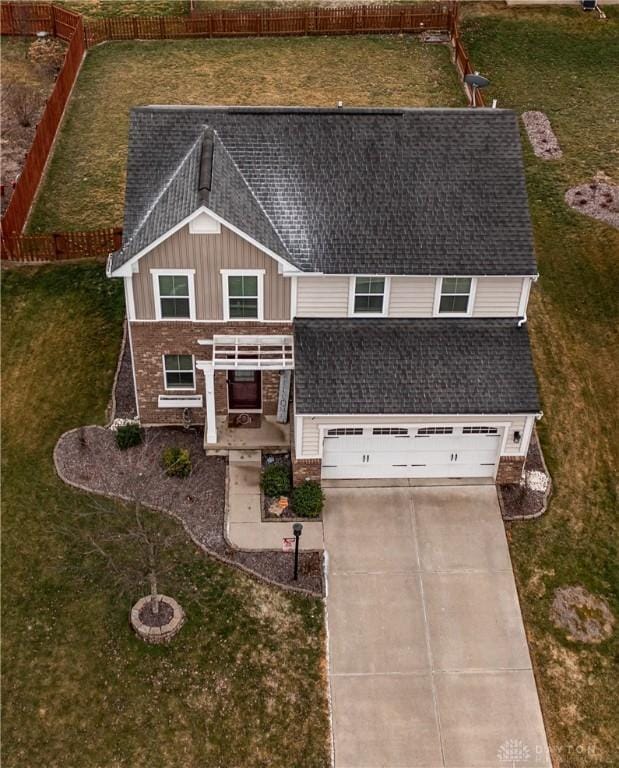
[152,269,196,321]
[350,276,389,316]
[222,270,264,321]
[435,277,475,316]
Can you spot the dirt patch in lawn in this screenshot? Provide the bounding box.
[551,586,615,644]
[1,37,66,215]
[54,425,323,595]
[565,173,619,230]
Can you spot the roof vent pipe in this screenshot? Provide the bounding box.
[198,130,214,201]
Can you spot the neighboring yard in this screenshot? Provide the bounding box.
[0,263,330,768]
[462,6,619,766]
[27,34,463,231]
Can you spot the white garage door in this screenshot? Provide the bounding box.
[321,426,502,480]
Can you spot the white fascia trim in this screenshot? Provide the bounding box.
[151,268,196,321]
[109,205,300,277]
[221,269,265,322]
[517,276,533,318]
[347,275,392,317]
[290,275,298,320]
[124,275,136,321]
[432,276,477,318]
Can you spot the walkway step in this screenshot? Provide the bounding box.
[229,449,261,464]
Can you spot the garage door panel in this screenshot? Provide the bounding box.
[322,428,502,480]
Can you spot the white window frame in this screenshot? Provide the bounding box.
[433,276,477,317]
[162,353,196,391]
[348,276,391,317]
[221,269,264,321]
[151,269,196,321]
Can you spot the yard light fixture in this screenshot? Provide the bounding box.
[292,523,303,581]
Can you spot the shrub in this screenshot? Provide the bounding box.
[260,463,291,498]
[162,446,192,478]
[291,481,324,518]
[115,422,142,450]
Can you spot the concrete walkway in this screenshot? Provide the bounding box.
[226,450,324,550]
[324,485,550,768]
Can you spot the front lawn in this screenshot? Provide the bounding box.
[27,34,464,232]
[462,6,619,766]
[0,263,329,768]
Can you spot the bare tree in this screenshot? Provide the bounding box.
[3,82,41,128]
[57,427,207,617]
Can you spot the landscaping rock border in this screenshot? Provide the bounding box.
[54,425,323,597]
[107,320,137,423]
[565,175,619,230]
[131,594,185,644]
[498,428,552,521]
[521,110,562,160]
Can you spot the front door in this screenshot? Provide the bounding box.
[228,370,261,411]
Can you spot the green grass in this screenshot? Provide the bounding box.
[0,263,330,768]
[27,34,464,232]
[462,7,619,765]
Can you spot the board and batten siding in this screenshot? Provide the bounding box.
[298,414,531,457]
[132,224,290,321]
[294,276,526,318]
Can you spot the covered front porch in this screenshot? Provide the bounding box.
[197,333,293,454]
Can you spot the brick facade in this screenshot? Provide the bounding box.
[129,320,292,426]
[496,455,526,485]
[292,456,322,486]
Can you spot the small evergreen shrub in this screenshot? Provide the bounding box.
[162,446,192,478]
[291,481,324,518]
[115,423,142,450]
[260,463,291,498]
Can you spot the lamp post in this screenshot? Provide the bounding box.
[292,523,303,581]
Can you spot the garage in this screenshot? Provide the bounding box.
[321,426,502,480]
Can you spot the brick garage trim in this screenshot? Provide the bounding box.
[496,455,526,485]
[292,456,322,486]
[130,321,292,426]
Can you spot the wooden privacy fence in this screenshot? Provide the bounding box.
[0,1,483,260]
[1,228,123,262]
[1,5,85,237]
[451,19,485,107]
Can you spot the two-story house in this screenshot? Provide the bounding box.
[108,106,541,486]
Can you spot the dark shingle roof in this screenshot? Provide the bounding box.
[294,318,540,414]
[111,106,536,275]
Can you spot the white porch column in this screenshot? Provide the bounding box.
[196,361,217,444]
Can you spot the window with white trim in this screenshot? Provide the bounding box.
[438,277,472,314]
[157,274,192,319]
[227,275,259,319]
[416,426,454,436]
[164,355,194,389]
[463,426,499,435]
[327,428,363,436]
[372,428,409,436]
[353,277,386,314]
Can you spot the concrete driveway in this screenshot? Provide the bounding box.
[324,485,550,768]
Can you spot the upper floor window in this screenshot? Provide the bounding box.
[436,277,474,315]
[152,269,196,320]
[351,276,388,315]
[163,354,195,389]
[222,270,264,321]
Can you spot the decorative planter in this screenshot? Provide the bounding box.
[130,594,185,644]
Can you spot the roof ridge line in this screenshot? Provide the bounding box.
[212,132,292,260]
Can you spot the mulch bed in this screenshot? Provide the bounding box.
[565,175,619,230]
[499,430,550,521]
[110,324,137,420]
[139,599,174,628]
[521,110,562,160]
[261,452,322,522]
[54,426,323,596]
